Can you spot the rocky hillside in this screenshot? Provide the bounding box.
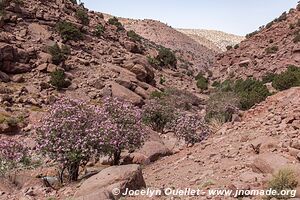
[211,6,300,82]
[177,29,245,52]
[117,18,217,71]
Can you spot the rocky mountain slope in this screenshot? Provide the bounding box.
[0,0,300,200]
[117,18,217,71]
[211,7,300,82]
[177,29,245,52]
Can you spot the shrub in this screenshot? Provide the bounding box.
[147,56,160,68]
[36,98,107,182]
[150,90,166,99]
[212,81,221,87]
[262,72,276,83]
[267,169,298,200]
[195,74,208,90]
[226,45,232,50]
[205,91,240,123]
[246,30,258,39]
[56,21,83,41]
[50,69,71,89]
[142,100,176,134]
[170,115,209,145]
[266,21,274,29]
[272,66,300,91]
[48,43,70,65]
[234,44,239,49]
[265,46,279,54]
[234,78,270,110]
[293,33,300,43]
[127,30,141,42]
[101,97,146,165]
[75,8,89,25]
[0,139,28,175]
[162,88,202,110]
[277,12,287,22]
[157,47,177,67]
[69,0,77,4]
[108,17,124,31]
[159,76,166,85]
[95,24,105,37]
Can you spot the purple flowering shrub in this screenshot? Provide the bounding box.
[0,138,28,175]
[169,114,210,146]
[142,100,176,134]
[36,98,107,181]
[37,97,146,182]
[102,97,146,165]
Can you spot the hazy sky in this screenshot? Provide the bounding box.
[82,0,298,36]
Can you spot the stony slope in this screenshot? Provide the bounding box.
[118,18,217,71]
[127,87,300,200]
[211,6,300,82]
[177,29,245,52]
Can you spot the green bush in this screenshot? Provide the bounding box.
[95,24,105,37]
[75,8,89,25]
[157,47,177,67]
[267,169,298,200]
[234,44,239,49]
[70,0,77,4]
[272,66,300,91]
[50,69,71,89]
[159,76,166,85]
[226,45,232,50]
[48,43,70,65]
[205,91,240,123]
[108,17,124,31]
[196,76,208,90]
[262,72,276,83]
[246,30,258,39]
[147,56,160,68]
[127,30,141,42]
[56,21,83,41]
[150,90,166,99]
[265,46,279,54]
[234,78,270,110]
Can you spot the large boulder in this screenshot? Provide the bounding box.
[250,153,289,174]
[111,82,143,106]
[74,165,146,200]
[123,55,155,84]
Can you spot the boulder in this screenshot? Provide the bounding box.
[137,141,172,162]
[74,165,146,200]
[250,153,289,174]
[111,82,143,106]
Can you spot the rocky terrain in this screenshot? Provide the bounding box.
[177,29,245,52]
[211,7,300,82]
[117,18,217,71]
[0,0,300,200]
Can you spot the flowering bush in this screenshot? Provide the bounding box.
[102,97,146,165]
[36,98,107,182]
[170,114,210,145]
[142,100,176,134]
[0,139,28,175]
[37,97,146,181]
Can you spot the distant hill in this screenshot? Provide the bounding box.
[177,29,245,52]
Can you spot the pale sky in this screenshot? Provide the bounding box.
[82,0,298,36]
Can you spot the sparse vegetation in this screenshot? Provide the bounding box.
[48,43,70,65]
[272,65,300,91]
[265,46,279,54]
[142,100,176,134]
[205,91,240,123]
[95,24,105,37]
[262,72,276,83]
[293,32,300,43]
[127,30,141,42]
[267,169,298,199]
[170,114,209,145]
[216,78,270,110]
[0,139,28,176]
[50,69,71,89]
[246,30,259,39]
[56,21,83,41]
[69,0,77,4]
[159,76,166,85]
[75,8,89,25]
[157,47,177,68]
[226,45,232,50]
[195,73,208,90]
[234,44,239,49]
[108,17,124,31]
[147,56,160,68]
